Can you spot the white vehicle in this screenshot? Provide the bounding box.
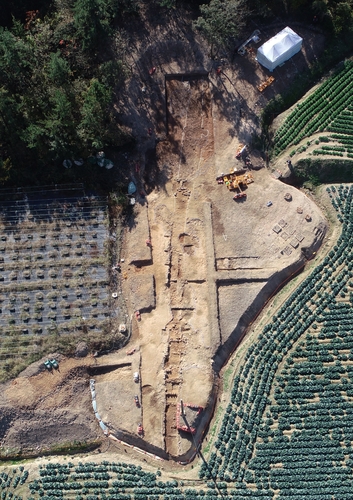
[133,372,139,383]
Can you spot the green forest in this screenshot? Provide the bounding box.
[0,0,353,188]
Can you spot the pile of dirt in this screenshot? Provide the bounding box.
[0,357,100,456]
[75,342,89,358]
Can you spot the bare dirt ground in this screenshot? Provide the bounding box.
[0,6,331,464]
[114,18,328,460]
[0,355,99,456]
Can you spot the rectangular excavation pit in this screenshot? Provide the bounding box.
[216,256,260,271]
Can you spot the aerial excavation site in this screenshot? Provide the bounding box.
[1,0,353,499]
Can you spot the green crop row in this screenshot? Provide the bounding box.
[273,61,353,154]
[312,150,344,156]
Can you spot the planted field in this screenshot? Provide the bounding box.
[0,184,118,380]
[27,462,186,500]
[273,60,353,156]
[0,467,29,500]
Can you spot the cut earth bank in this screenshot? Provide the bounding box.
[0,22,328,462]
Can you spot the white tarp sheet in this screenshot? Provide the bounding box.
[256,27,303,72]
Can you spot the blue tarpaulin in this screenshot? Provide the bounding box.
[128,181,137,195]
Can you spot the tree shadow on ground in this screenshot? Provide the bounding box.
[143,146,172,195]
[210,76,260,144]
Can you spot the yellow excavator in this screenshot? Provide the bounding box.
[216,170,254,200]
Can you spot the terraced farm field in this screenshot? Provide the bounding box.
[4,183,353,498]
[273,59,353,158]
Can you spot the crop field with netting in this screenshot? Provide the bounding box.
[0,184,120,379]
[6,183,353,499]
[273,60,353,156]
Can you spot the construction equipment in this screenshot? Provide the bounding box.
[235,144,248,159]
[233,192,247,200]
[235,143,245,158]
[238,30,261,55]
[257,76,275,92]
[44,359,59,370]
[217,169,254,203]
[224,172,254,191]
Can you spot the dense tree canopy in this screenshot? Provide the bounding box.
[0,0,353,186]
[0,0,131,187]
[194,0,249,57]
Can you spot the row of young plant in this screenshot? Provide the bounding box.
[27,462,232,500]
[0,240,104,253]
[0,191,107,225]
[0,265,106,284]
[330,133,353,146]
[0,220,105,236]
[0,235,106,260]
[312,150,344,156]
[273,60,353,155]
[0,467,28,500]
[327,114,353,135]
[0,276,108,293]
[0,235,105,250]
[311,143,353,158]
[246,305,353,497]
[199,184,353,497]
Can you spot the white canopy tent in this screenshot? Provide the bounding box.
[256,27,303,72]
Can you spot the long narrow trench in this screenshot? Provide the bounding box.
[163,76,214,456]
[164,321,185,454]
